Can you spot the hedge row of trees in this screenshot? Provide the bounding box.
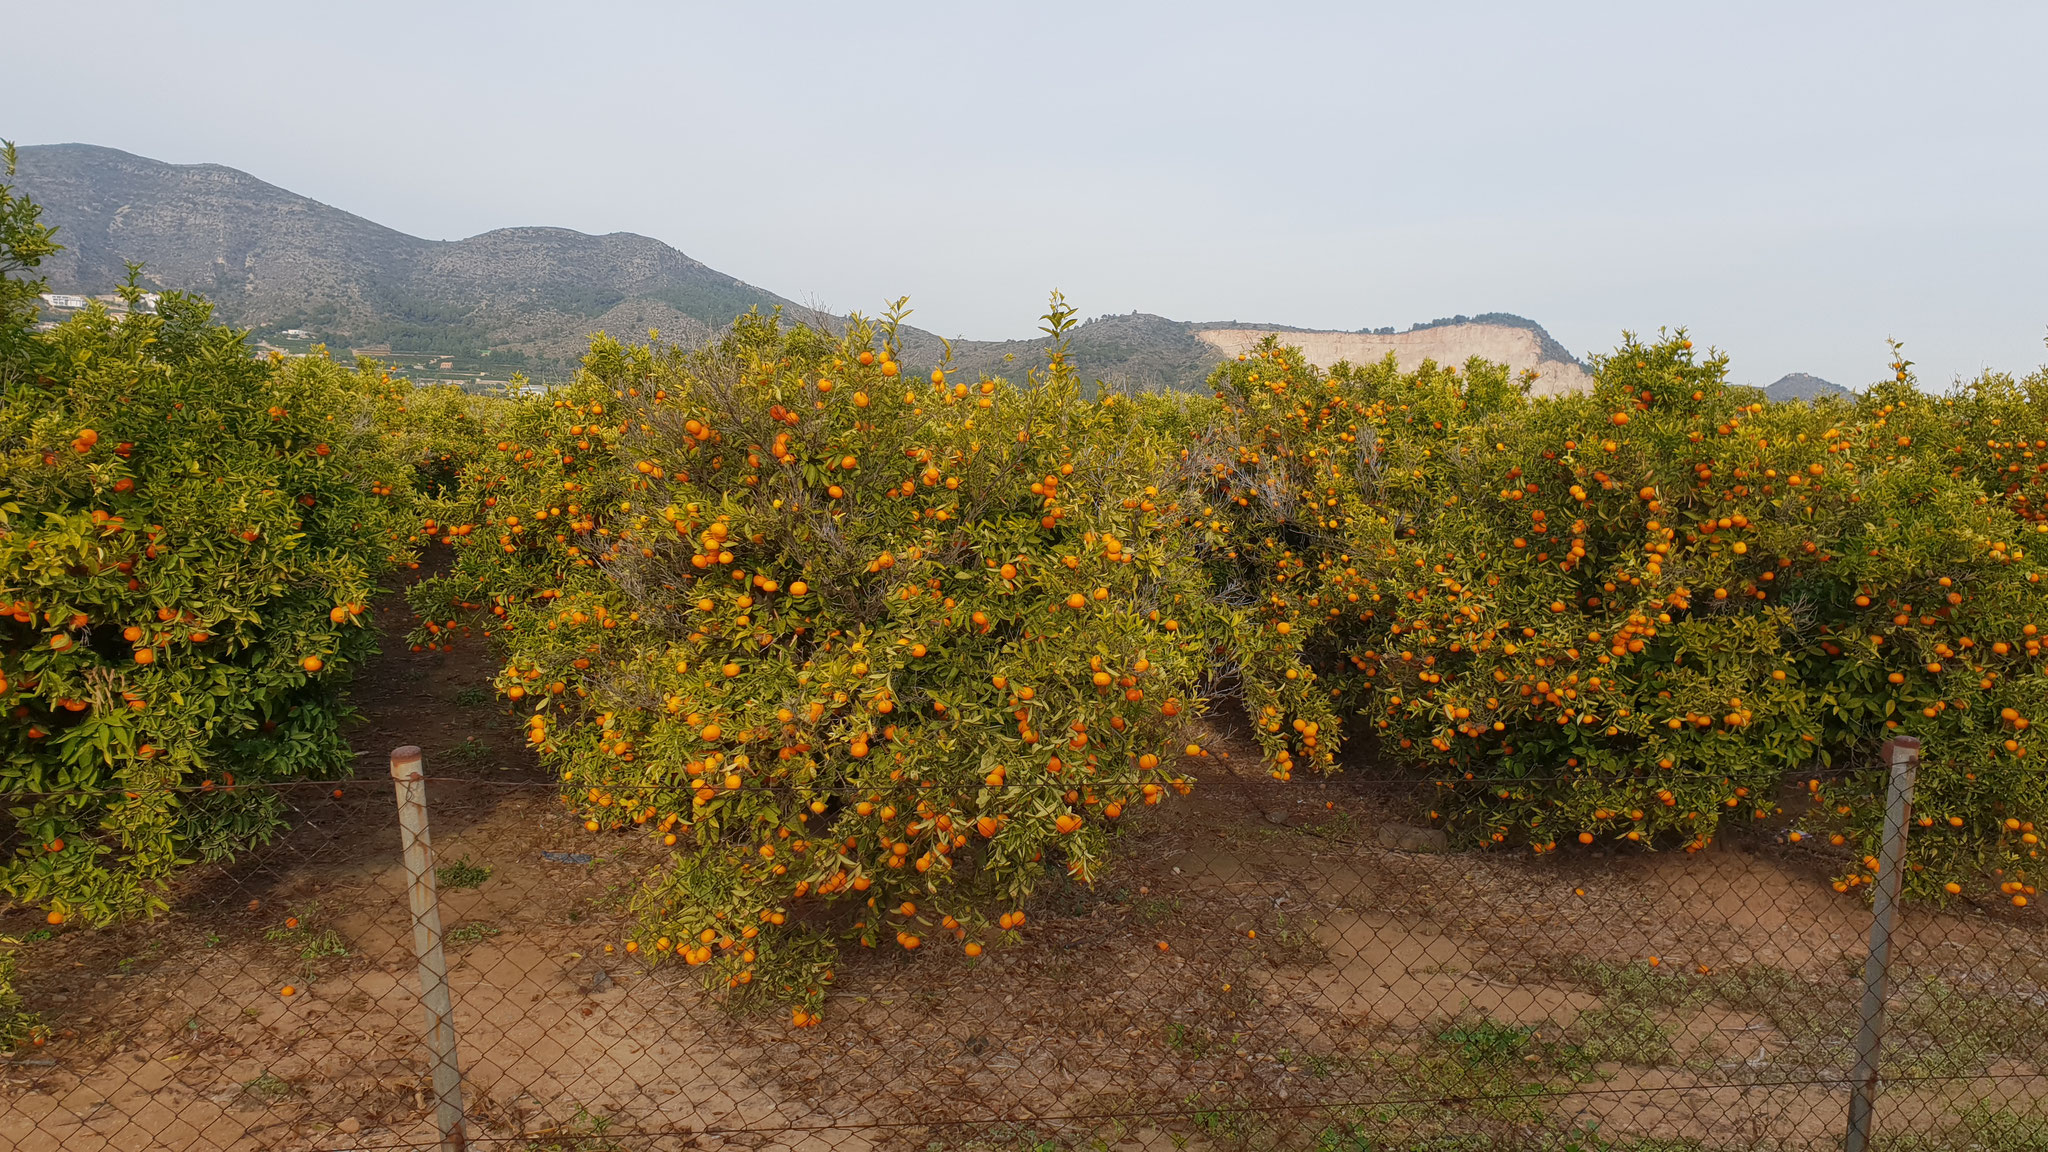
[408,298,2046,1018]
[0,151,497,1048]
[5,144,2043,1031]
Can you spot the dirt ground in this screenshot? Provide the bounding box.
[3,594,2046,1152]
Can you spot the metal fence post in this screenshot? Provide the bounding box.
[391,745,468,1152]
[1844,735,1919,1152]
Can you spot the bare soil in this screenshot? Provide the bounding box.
[4,595,2045,1151]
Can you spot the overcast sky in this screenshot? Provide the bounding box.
[10,1,2047,389]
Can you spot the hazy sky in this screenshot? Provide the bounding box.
[10,1,2047,389]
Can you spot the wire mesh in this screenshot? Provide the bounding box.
[4,738,2044,1151]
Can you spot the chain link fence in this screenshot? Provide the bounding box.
[4,742,2044,1152]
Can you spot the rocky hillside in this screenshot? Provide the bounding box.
[901,313,1232,394]
[1191,315,1592,397]
[909,311,1592,396]
[14,143,1590,393]
[13,144,808,376]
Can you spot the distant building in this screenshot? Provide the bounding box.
[40,293,90,310]
[280,328,315,340]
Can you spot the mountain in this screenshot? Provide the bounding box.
[12,143,1591,394]
[907,311,1592,397]
[1183,314,1591,397]
[900,313,1234,395]
[12,143,808,378]
[1765,372,1852,403]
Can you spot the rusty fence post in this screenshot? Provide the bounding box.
[391,745,468,1152]
[1844,735,1919,1152]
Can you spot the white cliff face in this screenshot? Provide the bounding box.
[1194,324,1594,398]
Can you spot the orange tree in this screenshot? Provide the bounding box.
[411,301,1311,1017]
[0,931,42,1051]
[356,361,509,507]
[1,161,428,923]
[1180,341,1544,781]
[1869,352,2048,531]
[1212,332,2046,904]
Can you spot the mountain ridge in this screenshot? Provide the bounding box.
[1764,372,1853,402]
[14,142,1589,393]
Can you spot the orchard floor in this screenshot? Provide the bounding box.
[4,595,2046,1152]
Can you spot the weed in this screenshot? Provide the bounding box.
[1438,1019,1545,1067]
[443,736,494,769]
[241,1072,293,1102]
[1187,1105,1264,1143]
[1574,1003,1676,1067]
[1947,1107,2048,1152]
[1304,1051,1343,1078]
[1165,1021,1215,1058]
[454,685,491,708]
[1130,896,1179,925]
[1313,1121,1379,1152]
[446,922,502,947]
[1885,977,2019,1078]
[0,938,48,1053]
[1256,912,1325,965]
[1293,809,1361,841]
[947,1125,1083,1152]
[525,1104,622,1151]
[1392,1017,1594,1125]
[436,856,493,890]
[1568,959,1706,1013]
[264,908,349,972]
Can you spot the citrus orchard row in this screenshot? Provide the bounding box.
[410,304,2046,1017]
[1,156,498,936]
[406,301,1330,1013]
[1200,333,2046,905]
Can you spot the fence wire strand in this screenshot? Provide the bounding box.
[4,736,2045,1152]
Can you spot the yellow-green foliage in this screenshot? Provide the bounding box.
[413,302,1320,1011]
[1209,334,2046,901]
[0,937,44,1052]
[417,304,2048,1012]
[0,158,491,923]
